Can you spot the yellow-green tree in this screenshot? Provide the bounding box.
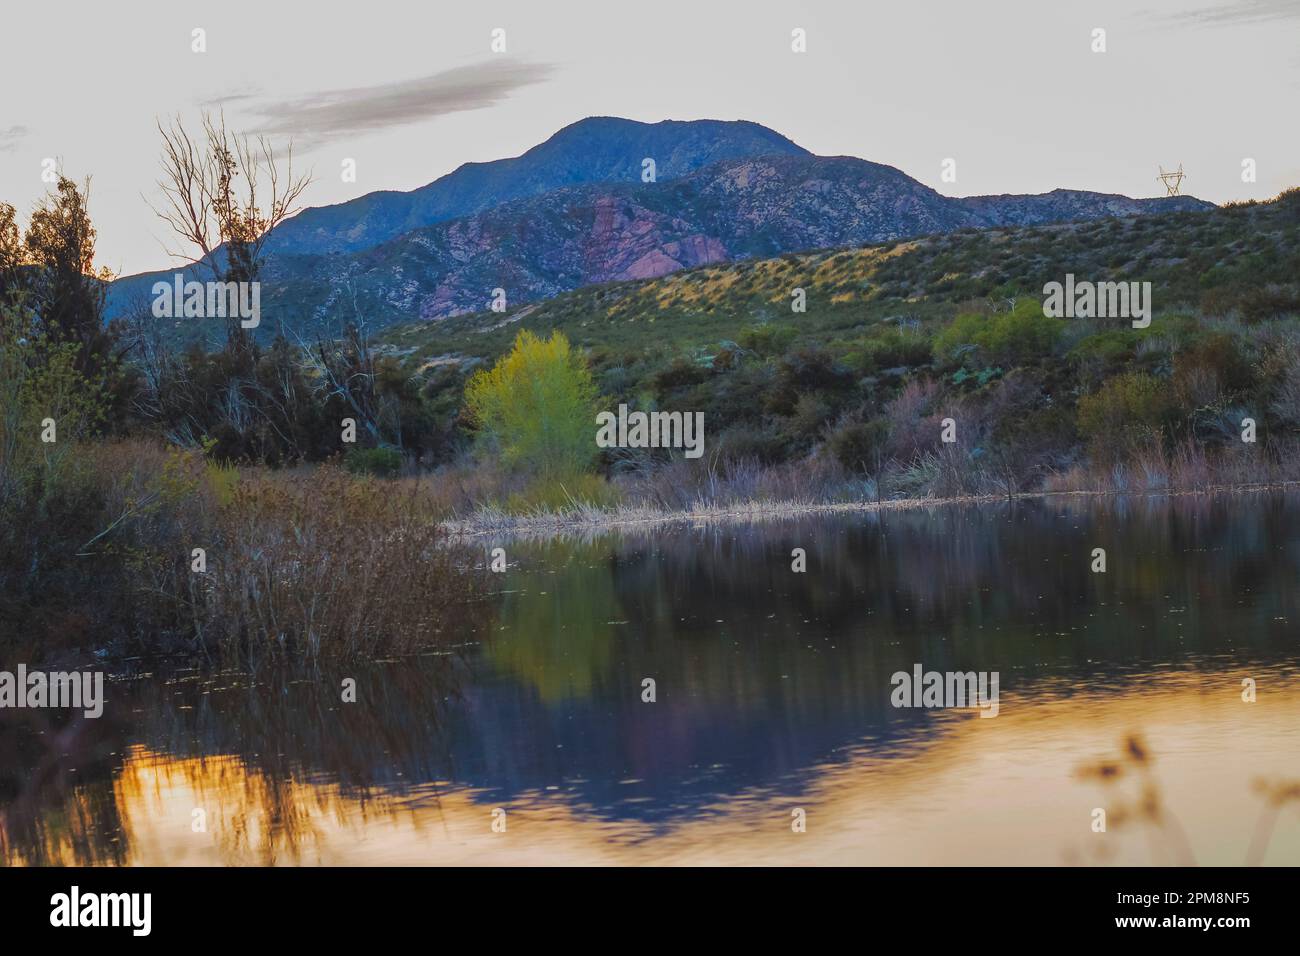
[464,329,599,478]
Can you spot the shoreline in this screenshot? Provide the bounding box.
[442,479,1300,539]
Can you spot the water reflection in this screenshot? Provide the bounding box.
[4,493,1300,865]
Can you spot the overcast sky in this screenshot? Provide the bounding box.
[3,0,1296,275]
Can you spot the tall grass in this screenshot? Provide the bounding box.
[200,464,474,664]
[0,438,483,666]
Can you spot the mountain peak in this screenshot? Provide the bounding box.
[543,115,807,153]
[259,116,809,259]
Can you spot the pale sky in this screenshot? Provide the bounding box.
[2,0,1296,276]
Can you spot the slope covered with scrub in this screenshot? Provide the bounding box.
[379,189,1300,498]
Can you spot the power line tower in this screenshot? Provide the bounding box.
[1157,164,1186,197]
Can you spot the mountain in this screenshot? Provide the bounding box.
[263,116,810,258]
[105,117,1214,340]
[106,117,810,323]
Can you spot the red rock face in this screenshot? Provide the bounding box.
[621,237,728,280]
[583,197,728,283]
[620,248,681,280]
[588,195,626,243]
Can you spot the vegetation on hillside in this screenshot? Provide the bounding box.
[377,188,1300,501]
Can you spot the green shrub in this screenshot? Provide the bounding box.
[827,418,889,473]
[1239,285,1300,323]
[847,328,933,372]
[739,323,797,358]
[934,299,1063,368]
[653,356,710,394]
[344,446,403,478]
[714,422,787,463]
[1069,331,1138,367]
[768,346,855,414]
[952,366,1003,387]
[1077,372,1174,464]
[932,313,986,364]
[1173,332,1254,398]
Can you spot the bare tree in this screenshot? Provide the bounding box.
[145,113,312,454]
[152,111,311,287]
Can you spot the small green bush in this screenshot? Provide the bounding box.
[847,328,933,372]
[934,299,1063,368]
[1077,372,1174,464]
[1069,331,1138,367]
[344,446,403,478]
[739,323,797,358]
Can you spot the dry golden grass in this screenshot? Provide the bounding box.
[189,463,481,664]
[448,477,1300,541]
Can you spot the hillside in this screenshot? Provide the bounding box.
[381,191,1296,362]
[376,189,1300,495]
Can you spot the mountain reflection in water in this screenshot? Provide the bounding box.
[3,493,1299,865]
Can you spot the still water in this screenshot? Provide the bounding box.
[4,493,1300,865]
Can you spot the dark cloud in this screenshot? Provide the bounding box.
[248,60,554,148]
[0,125,28,152]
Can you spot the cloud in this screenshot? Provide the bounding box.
[1167,0,1300,25]
[247,60,554,149]
[0,125,28,152]
[199,88,262,109]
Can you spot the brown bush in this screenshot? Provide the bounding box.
[198,464,479,664]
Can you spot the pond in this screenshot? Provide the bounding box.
[3,492,1299,865]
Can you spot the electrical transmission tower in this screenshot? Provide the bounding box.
[1157,164,1186,197]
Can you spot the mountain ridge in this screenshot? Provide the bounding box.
[105,117,1214,340]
